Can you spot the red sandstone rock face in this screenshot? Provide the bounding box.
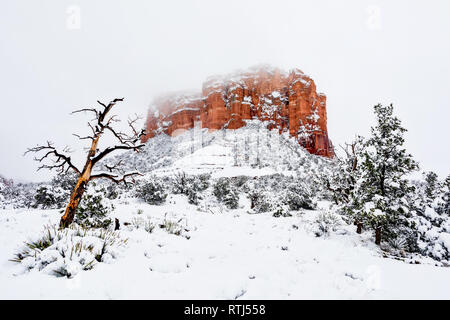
[142,66,334,158]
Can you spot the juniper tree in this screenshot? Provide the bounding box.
[423,171,440,205]
[436,175,450,216]
[349,104,418,245]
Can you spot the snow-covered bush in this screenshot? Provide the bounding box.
[0,172,78,210]
[172,172,210,205]
[272,205,292,218]
[213,177,239,209]
[130,216,155,233]
[144,219,156,233]
[283,181,316,211]
[51,172,78,194]
[159,216,185,236]
[0,180,37,209]
[415,206,450,261]
[231,175,249,189]
[11,224,127,278]
[104,182,120,200]
[435,175,450,216]
[136,177,168,205]
[172,172,191,195]
[32,186,63,209]
[32,172,79,209]
[314,211,342,237]
[253,192,273,213]
[246,188,274,213]
[74,186,114,228]
[396,172,450,260]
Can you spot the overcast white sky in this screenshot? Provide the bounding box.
[0,0,449,182]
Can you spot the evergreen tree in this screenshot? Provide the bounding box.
[349,104,419,245]
[424,171,440,205]
[436,175,450,216]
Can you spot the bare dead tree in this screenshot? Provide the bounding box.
[328,136,365,233]
[25,98,146,228]
[324,136,365,206]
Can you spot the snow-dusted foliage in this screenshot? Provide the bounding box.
[322,135,365,205]
[408,172,450,260]
[33,172,78,209]
[11,224,127,278]
[435,175,450,216]
[326,142,450,261]
[213,177,240,209]
[342,104,419,247]
[135,176,168,205]
[0,180,37,209]
[74,184,115,229]
[321,104,449,262]
[283,179,317,211]
[314,210,343,237]
[171,172,210,205]
[0,172,78,210]
[242,174,319,215]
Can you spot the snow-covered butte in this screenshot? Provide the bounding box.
[142,65,334,158]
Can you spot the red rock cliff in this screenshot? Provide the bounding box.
[142,66,334,157]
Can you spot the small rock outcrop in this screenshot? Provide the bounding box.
[142,65,334,157]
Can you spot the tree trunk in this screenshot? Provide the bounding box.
[60,137,99,228]
[59,176,89,228]
[375,226,382,245]
[356,221,362,234]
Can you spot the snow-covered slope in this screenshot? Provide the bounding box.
[104,120,329,178]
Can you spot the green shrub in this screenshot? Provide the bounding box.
[213,178,239,210]
[315,211,342,237]
[74,189,114,228]
[136,178,167,205]
[172,172,210,205]
[33,186,62,209]
[284,182,316,211]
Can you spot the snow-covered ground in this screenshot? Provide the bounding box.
[1,195,449,299]
[1,126,448,299]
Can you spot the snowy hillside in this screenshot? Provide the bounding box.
[103,120,329,178]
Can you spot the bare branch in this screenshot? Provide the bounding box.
[104,125,132,146]
[97,98,124,125]
[72,133,94,141]
[71,108,99,118]
[92,144,145,165]
[104,160,124,172]
[25,141,81,176]
[96,100,107,108]
[89,171,142,186]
